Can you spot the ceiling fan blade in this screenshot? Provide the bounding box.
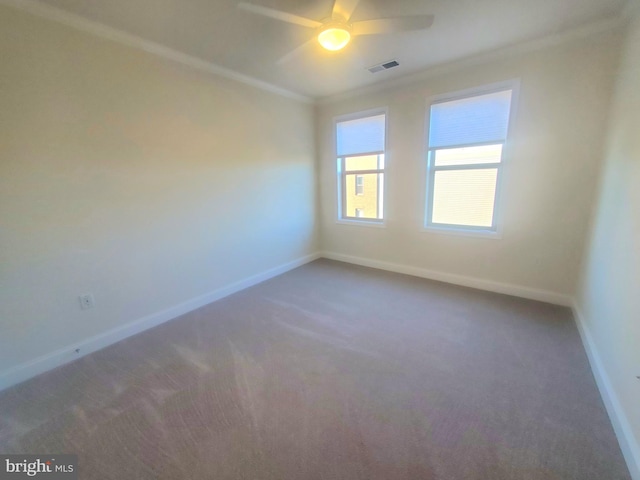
[352,15,435,35]
[276,38,317,65]
[331,0,361,22]
[237,2,321,28]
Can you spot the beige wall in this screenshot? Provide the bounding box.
[0,6,317,371]
[317,29,622,296]
[576,12,640,478]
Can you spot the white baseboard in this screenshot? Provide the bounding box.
[320,251,573,306]
[571,303,640,480]
[0,252,321,392]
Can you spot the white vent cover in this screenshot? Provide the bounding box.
[367,60,399,74]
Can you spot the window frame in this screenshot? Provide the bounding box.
[334,107,388,226]
[423,80,519,238]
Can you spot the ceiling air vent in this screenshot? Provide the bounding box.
[367,60,399,74]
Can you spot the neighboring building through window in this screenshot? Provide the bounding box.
[336,111,386,222]
[425,84,516,234]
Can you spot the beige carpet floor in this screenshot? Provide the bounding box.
[0,259,631,479]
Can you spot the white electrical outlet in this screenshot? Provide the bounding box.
[79,293,95,310]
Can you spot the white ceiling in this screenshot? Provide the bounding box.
[29,0,629,99]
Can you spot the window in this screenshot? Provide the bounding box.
[336,111,386,222]
[425,85,515,234]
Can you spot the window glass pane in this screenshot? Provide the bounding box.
[355,175,364,195]
[434,144,503,167]
[345,173,383,220]
[431,169,498,227]
[345,154,381,172]
[429,90,512,148]
[337,114,385,156]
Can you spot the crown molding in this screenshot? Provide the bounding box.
[0,0,313,104]
[319,14,627,105]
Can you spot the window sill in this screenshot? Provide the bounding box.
[420,225,502,239]
[336,219,386,229]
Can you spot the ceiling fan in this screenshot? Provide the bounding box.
[237,0,434,64]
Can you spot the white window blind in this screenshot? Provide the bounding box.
[429,90,512,148]
[337,114,385,156]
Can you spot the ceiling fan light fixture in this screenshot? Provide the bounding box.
[317,25,351,51]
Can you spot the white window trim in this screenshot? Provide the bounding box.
[334,107,389,227]
[421,79,520,239]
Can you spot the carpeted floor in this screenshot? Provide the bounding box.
[0,259,631,479]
